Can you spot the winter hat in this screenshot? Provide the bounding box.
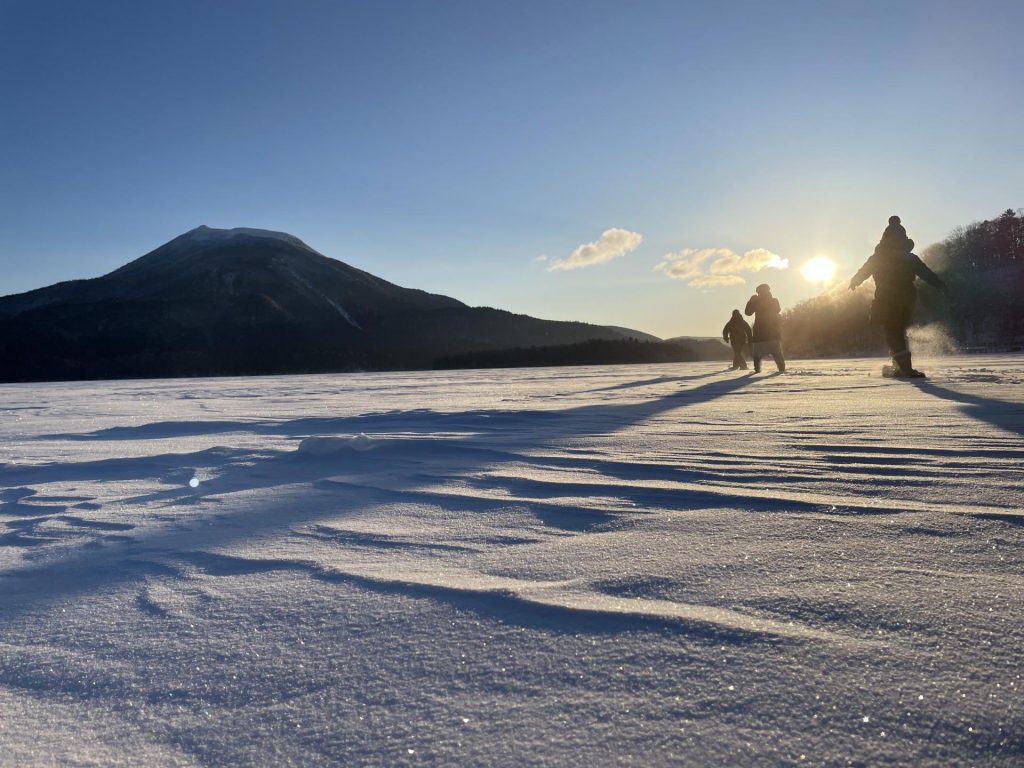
[882,215,908,243]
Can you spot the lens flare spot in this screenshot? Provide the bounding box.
[802,256,837,285]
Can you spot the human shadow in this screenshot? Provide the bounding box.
[581,370,723,394]
[913,380,1024,441]
[36,372,755,445]
[912,379,1024,527]
[11,373,761,510]
[1,371,761,636]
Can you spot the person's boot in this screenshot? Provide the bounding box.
[891,351,925,378]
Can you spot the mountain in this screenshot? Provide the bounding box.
[0,226,664,382]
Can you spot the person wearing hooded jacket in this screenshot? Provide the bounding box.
[849,215,945,377]
[722,309,753,370]
[744,284,786,373]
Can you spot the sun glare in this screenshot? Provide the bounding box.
[801,256,837,285]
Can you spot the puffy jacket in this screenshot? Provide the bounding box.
[744,294,782,342]
[850,243,944,307]
[723,313,752,347]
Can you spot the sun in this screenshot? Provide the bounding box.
[801,256,837,285]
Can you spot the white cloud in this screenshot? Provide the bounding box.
[532,254,549,263]
[656,246,788,288]
[548,228,643,272]
[653,248,729,280]
[655,260,702,281]
[689,274,746,288]
[709,248,788,274]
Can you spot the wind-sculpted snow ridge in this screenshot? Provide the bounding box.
[0,356,1022,766]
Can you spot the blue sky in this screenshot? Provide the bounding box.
[2,0,1021,337]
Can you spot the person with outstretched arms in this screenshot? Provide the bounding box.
[850,215,945,378]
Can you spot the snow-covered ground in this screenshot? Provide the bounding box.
[1,355,1021,767]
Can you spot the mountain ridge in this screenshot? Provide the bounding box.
[0,226,684,382]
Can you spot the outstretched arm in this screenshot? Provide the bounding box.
[849,256,874,290]
[910,254,945,290]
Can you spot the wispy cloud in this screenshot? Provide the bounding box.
[655,246,787,288]
[709,248,788,274]
[549,228,643,272]
[654,248,727,281]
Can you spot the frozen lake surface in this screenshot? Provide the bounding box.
[1,356,1022,766]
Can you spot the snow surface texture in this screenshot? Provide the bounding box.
[0,356,1021,767]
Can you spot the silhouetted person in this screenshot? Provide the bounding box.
[849,215,945,378]
[722,309,753,370]
[744,284,785,373]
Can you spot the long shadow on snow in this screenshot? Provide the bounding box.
[10,373,760,493]
[10,373,760,518]
[913,380,1024,440]
[913,379,1024,526]
[581,370,722,394]
[9,373,759,509]
[34,371,745,444]
[0,372,765,637]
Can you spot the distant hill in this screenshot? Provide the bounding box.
[0,226,667,382]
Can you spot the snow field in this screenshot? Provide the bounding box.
[0,356,1022,766]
